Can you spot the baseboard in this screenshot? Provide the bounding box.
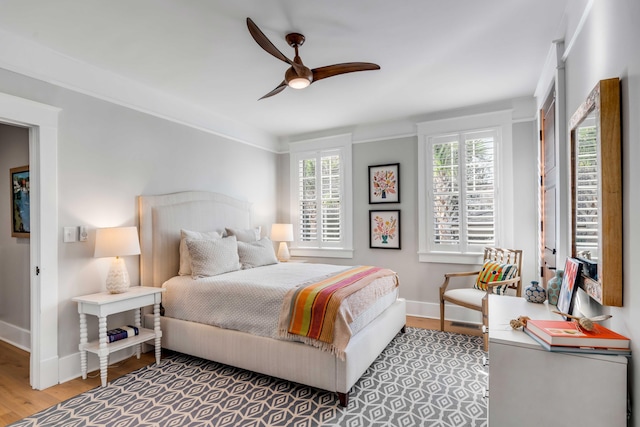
[0,320,30,351]
[58,346,138,384]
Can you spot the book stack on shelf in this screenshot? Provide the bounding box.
[524,319,631,356]
[106,325,139,343]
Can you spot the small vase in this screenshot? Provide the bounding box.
[546,270,563,306]
[525,280,546,303]
[382,235,388,244]
[381,190,387,199]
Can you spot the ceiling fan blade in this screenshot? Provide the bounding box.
[259,81,287,100]
[312,62,380,82]
[247,17,304,76]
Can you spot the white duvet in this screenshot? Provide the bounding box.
[161,262,398,341]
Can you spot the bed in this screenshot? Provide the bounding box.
[139,191,406,406]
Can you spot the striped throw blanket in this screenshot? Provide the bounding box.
[279,265,398,358]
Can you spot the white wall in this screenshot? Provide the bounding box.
[0,123,30,346]
[562,0,640,423]
[0,68,279,363]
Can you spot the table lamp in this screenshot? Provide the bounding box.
[270,223,294,262]
[94,226,141,293]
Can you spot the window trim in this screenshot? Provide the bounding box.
[289,134,353,258]
[417,110,514,264]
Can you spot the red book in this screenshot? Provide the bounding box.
[525,319,630,349]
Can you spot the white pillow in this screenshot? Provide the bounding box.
[225,226,261,242]
[237,238,278,269]
[186,236,241,279]
[179,229,221,276]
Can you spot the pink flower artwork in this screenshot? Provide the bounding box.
[373,215,397,243]
[373,170,397,199]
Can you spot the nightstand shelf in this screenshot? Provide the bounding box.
[82,328,157,354]
[72,286,164,386]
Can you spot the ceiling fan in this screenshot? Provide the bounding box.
[246,17,380,100]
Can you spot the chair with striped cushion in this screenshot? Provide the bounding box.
[439,247,523,350]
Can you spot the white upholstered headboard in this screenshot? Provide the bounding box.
[138,191,252,287]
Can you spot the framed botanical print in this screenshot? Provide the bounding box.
[10,165,30,238]
[369,163,400,204]
[369,210,401,249]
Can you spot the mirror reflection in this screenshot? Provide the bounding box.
[574,112,598,263]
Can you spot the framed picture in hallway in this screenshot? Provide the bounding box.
[369,163,400,204]
[10,165,30,238]
[369,210,401,249]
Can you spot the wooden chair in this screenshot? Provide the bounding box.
[439,247,523,350]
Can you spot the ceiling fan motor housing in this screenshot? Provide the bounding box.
[285,66,313,88]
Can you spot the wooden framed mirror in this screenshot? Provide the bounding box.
[569,77,622,306]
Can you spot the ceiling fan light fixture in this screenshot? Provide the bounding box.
[288,77,311,89]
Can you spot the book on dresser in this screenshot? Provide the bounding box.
[524,319,630,354]
[106,325,139,343]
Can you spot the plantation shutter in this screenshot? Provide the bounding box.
[297,152,342,246]
[574,122,599,258]
[429,130,496,252]
[465,131,496,247]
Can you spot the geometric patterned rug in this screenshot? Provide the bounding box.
[9,328,487,427]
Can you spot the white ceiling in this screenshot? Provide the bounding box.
[0,0,569,150]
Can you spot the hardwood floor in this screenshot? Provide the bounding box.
[0,341,156,426]
[0,316,480,425]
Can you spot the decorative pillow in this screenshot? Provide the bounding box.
[237,238,278,269]
[225,226,261,242]
[186,236,241,279]
[474,261,519,295]
[179,229,222,276]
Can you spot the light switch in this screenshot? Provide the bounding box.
[63,226,78,243]
[79,226,88,242]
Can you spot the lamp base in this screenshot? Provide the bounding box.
[277,242,291,262]
[106,257,130,293]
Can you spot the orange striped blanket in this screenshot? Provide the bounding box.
[278,266,398,359]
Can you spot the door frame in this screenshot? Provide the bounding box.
[0,92,60,389]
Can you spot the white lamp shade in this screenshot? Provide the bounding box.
[94,226,141,258]
[94,226,141,293]
[270,223,294,242]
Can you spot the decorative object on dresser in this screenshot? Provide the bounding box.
[368,163,400,204]
[94,226,142,293]
[524,319,630,351]
[524,280,546,303]
[439,247,522,350]
[369,209,401,249]
[556,257,580,317]
[546,269,563,305]
[270,223,294,262]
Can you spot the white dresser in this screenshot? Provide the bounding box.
[487,295,628,427]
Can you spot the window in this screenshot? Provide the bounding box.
[289,134,353,258]
[417,111,513,263]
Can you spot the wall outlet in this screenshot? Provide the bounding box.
[63,226,78,243]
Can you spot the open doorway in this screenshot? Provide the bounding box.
[0,124,30,354]
[0,92,59,390]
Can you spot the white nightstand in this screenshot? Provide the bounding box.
[72,286,165,386]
